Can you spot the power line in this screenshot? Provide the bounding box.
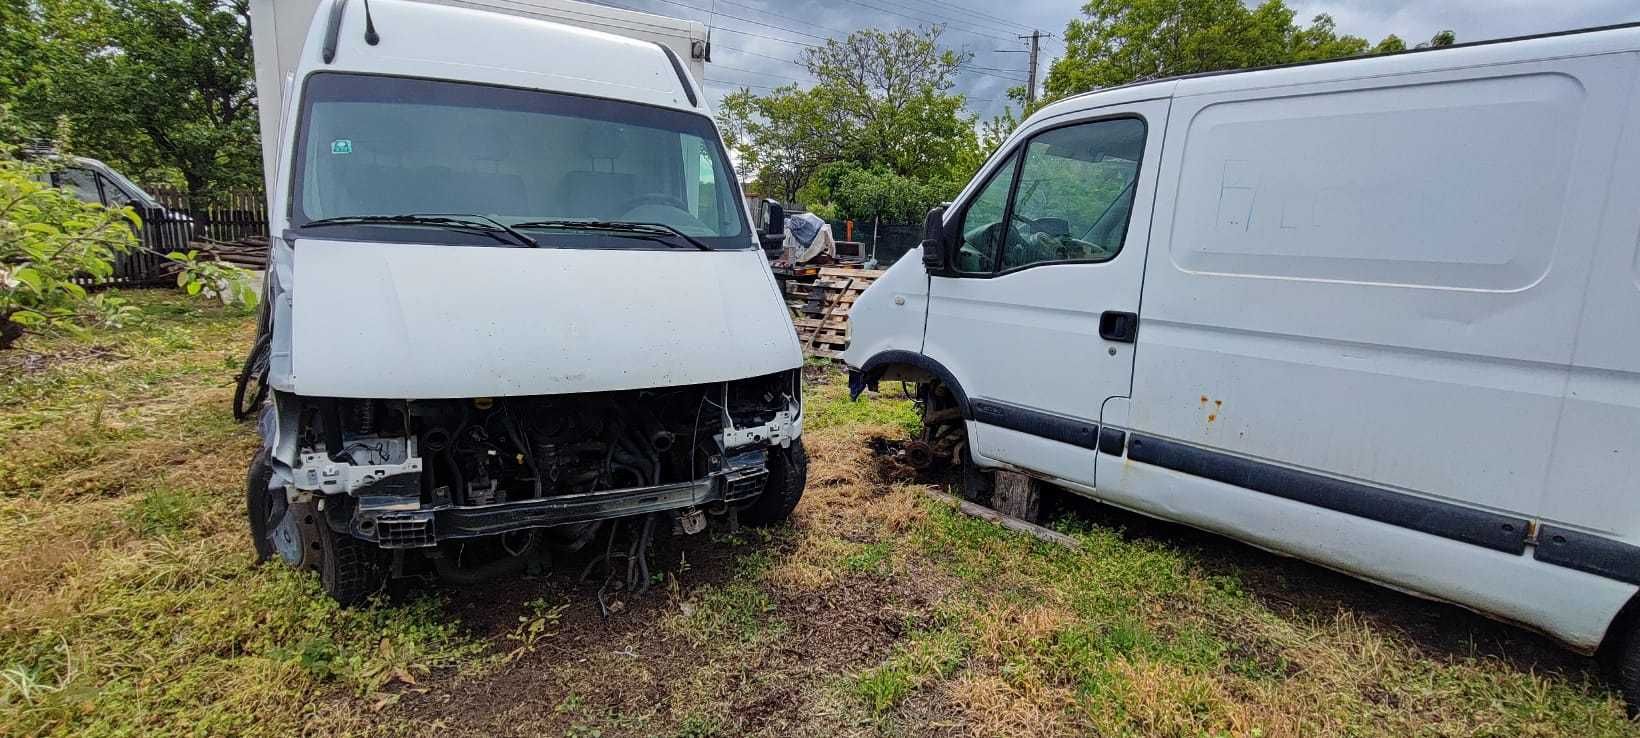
[897,0,1034,34]
[716,43,807,67]
[861,0,1024,43]
[710,24,821,49]
[712,62,812,84]
[714,25,1027,83]
[583,0,1031,85]
[830,0,1018,44]
[707,0,856,39]
[704,78,780,91]
[583,0,832,44]
[962,64,1029,74]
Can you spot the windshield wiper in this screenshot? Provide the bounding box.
[511,219,714,251]
[300,213,538,248]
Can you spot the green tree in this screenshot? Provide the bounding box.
[1421,30,1457,48]
[1044,0,1435,100]
[717,26,984,208]
[718,85,845,204]
[831,166,961,225]
[1,0,259,201]
[1374,34,1407,54]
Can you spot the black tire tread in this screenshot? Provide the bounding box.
[1617,629,1640,715]
[245,448,276,563]
[742,440,808,527]
[319,521,388,606]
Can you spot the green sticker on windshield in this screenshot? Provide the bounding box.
[330,139,353,155]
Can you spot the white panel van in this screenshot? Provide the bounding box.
[844,23,1640,702]
[241,0,806,604]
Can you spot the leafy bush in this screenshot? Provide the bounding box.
[0,147,253,349]
[0,155,140,348]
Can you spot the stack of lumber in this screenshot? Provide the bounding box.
[192,236,270,270]
[785,266,885,360]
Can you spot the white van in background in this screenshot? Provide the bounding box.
[845,23,1640,702]
[241,0,805,604]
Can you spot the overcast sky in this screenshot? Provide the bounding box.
[591,0,1640,121]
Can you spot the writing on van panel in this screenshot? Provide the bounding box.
[1173,73,1584,291]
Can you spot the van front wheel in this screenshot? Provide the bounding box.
[742,440,808,527]
[318,522,388,606]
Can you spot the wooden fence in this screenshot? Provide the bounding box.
[146,186,269,245]
[95,187,270,286]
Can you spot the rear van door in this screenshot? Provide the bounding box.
[922,99,1168,487]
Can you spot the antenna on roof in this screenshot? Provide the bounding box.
[362,0,379,46]
[703,0,717,62]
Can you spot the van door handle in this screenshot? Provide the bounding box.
[1099,311,1138,343]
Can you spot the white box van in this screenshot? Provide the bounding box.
[845,23,1640,700]
[243,0,805,603]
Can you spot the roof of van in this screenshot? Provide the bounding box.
[1032,21,1640,120]
[305,0,702,113]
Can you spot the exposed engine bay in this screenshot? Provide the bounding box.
[253,370,803,600]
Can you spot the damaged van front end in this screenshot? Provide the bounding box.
[244,1,805,603]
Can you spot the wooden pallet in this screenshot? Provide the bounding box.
[786,266,886,360]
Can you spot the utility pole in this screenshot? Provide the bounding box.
[1021,30,1042,107]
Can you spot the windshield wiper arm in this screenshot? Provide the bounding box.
[511,219,714,251]
[300,214,538,247]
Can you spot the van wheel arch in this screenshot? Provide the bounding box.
[1598,594,1640,677]
[851,350,971,419]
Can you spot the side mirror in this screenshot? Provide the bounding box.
[919,205,950,274]
[756,199,785,248]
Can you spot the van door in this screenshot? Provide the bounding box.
[922,100,1167,487]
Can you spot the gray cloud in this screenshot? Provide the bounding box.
[599,0,1639,121]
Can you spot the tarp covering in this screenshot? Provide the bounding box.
[784,212,835,264]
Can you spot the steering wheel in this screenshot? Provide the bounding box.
[618,193,690,214]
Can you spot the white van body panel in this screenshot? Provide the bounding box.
[847,26,1640,651]
[845,247,931,361]
[290,240,800,398]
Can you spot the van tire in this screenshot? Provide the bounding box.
[742,440,807,527]
[318,522,388,606]
[958,448,993,506]
[245,448,276,563]
[1615,626,1640,715]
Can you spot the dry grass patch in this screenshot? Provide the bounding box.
[1,293,482,738]
[5,298,1636,737]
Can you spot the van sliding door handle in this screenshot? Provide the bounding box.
[1099,311,1138,343]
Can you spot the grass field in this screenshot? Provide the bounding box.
[2,290,1636,737]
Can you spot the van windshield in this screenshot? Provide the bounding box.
[290,73,750,250]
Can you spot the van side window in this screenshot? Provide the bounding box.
[954,152,1019,274]
[1000,118,1146,271]
[53,167,104,205]
[96,175,138,209]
